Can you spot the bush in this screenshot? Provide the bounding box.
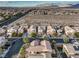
[53,32,58,37]
[12,32,17,37]
[0,47,3,54]
[63,36,69,44]
[18,32,23,37]
[19,46,26,58]
[42,35,48,40]
[52,40,56,44]
[23,38,29,43]
[74,32,79,38]
[30,32,37,38]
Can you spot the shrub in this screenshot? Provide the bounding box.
[63,36,69,44]
[53,32,58,37]
[12,32,17,37]
[0,47,3,54]
[52,40,56,44]
[42,35,48,40]
[19,46,26,58]
[74,32,79,38]
[30,32,37,38]
[23,38,29,43]
[18,32,23,37]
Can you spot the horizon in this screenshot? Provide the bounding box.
[0,1,79,7]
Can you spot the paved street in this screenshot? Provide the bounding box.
[53,44,62,58]
[4,38,24,58]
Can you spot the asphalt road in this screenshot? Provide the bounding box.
[0,13,25,27]
[4,38,24,58]
[54,44,62,58]
[0,9,33,27]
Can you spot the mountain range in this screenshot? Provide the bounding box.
[36,3,79,8]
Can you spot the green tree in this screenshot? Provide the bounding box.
[52,40,56,44]
[30,32,37,38]
[23,37,29,43]
[12,32,17,37]
[19,46,26,58]
[18,32,23,37]
[0,47,4,54]
[42,35,48,40]
[63,36,69,44]
[0,13,3,17]
[74,32,79,38]
[51,40,56,48]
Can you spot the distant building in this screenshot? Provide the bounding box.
[38,26,44,35]
[7,27,18,37]
[21,24,28,29]
[64,26,76,36]
[47,25,56,35]
[30,40,40,46]
[28,25,36,34]
[0,28,5,36]
[18,26,24,33]
[63,43,79,58]
[41,40,53,52]
[73,27,79,32]
[0,16,4,21]
[57,29,62,36]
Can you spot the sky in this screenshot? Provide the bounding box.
[0,1,79,7]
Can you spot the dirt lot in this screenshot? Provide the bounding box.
[8,14,79,27]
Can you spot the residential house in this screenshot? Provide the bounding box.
[57,29,63,36]
[63,43,79,58]
[30,40,40,46]
[26,40,55,58]
[7,27,18,37]
[41,26,47,34]
[47,25,56,36]
[64,26,76,36]
[0,16,4,21]
[73,27,79,32]
[0,28,5,36]
[18,26,24,33]
[22,24,28,29]
[28,25,36,34]
[38,26,44,35]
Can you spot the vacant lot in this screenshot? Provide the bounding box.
[8,14,79,27]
